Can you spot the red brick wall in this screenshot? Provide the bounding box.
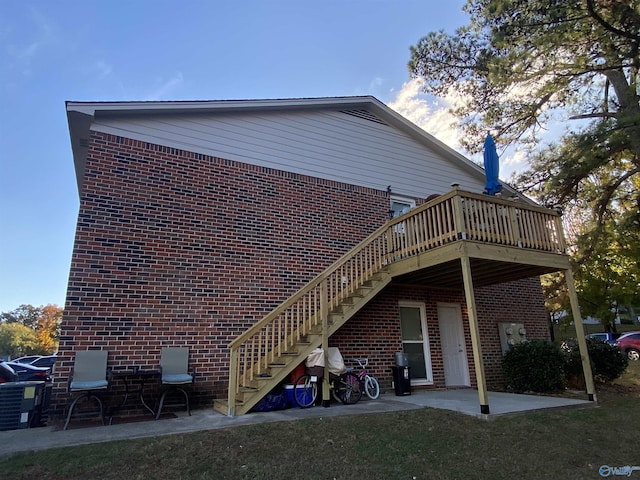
[331,276,549,392]
[55,132,389,415]
[56,131,550,416]
[474,278,550,388]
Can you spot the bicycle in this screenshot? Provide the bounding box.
[331,370,362,405]
[291,372,319,408]
[292,370,362,407]
[350,357,380,400]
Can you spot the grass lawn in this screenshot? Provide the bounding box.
[2,362,638,480]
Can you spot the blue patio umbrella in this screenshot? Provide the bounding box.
[483,133,503,196]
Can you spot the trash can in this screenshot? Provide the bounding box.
[391,352,411,396]
[395,352,409,367]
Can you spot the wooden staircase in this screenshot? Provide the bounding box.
[213,187,566,416]
[213,271,391,415]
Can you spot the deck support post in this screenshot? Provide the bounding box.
[565,268,597,401]
[320,280,331,407]
[460,255,490,414]
[227,348,239,416]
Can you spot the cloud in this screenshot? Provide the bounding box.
[95,60,113,80]
[387,78,463,150]
[388,79,532,179]
[143,72,185,101]
[500,147,529,179]
[369,76,384,90]
[6,7,55,67]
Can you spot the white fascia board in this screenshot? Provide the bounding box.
[66,96,378,117]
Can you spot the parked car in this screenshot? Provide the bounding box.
[0,362,19,383]
[5,361,51,382]
[30,354,57,369]
[585,332,621,345]
[616,332,640,361]
[11,355,43,364]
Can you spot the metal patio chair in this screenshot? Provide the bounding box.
[64,350,110,430]
[155,347,194,419]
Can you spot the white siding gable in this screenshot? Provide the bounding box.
[90,107,486,199]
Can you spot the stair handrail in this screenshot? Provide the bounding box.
[228,189,458,350]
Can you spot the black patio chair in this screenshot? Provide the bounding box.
[155,347,194,419]
[64,350,110,430]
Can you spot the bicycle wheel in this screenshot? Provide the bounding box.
[337,372,362,405]
[331,380,343,403]
[292,374,318,408]
[365,375,380,400]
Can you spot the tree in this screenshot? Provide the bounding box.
[36,305,63,353]
[408,0,640,324]
[1,304,41,329]
[0,304,62,355]
[0,322,39,358]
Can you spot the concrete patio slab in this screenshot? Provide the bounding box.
[389,389,596,419]
[0,389,595,458]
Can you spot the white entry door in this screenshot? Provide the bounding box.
[437,303,470,387]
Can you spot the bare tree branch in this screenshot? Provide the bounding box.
[569,112,617,120]
[586,0,640,42]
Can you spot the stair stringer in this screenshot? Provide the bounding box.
[215,270,392,415]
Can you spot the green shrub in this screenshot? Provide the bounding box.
[502,339,566,393]
[565,338,628,383]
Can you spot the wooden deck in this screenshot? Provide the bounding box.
[215,187,575,416]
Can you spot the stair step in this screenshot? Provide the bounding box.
[213,399,228,415]
[214,398,248,415]
[224,268,392,416]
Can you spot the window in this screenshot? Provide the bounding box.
[390,195,415,219]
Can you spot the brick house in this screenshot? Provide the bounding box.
[57,96,594,418]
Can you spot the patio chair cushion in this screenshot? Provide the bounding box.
[161,373,193,384]
[70,379,109,391]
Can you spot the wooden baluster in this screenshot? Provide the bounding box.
[480,201,489,242]
[297,300,301,339]
[522,210,534,248]
[270,322,275,363]
[555,211,567,253]
[443,199,452,242]
[257,330,262,373]
[466,199,475,240]
[277,315,282,356]
[426,206,435,247]
[248,336,255,381]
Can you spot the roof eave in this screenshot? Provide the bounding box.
[66,96,524,201]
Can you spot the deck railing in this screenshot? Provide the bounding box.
[226,188,565,412]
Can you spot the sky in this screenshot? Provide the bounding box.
[0,0,526,313]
